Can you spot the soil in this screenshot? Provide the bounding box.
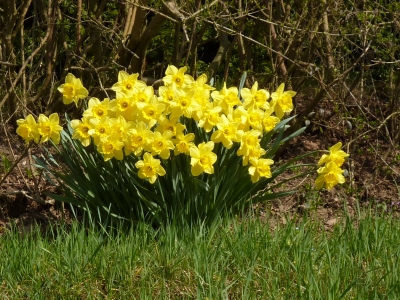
[1,95,399,233]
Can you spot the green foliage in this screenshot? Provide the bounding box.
[34,113,310,228]
[1,154,11,174]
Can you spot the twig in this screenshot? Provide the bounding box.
[0,28,51,110]
[182,0,219,22]
[347,111,400,147]
[0,143,32,187]
[0,61,18,67]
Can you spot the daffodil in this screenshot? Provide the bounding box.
[134,86,154,105]
[315,161,346,190]
[237,130,262,157]
[170,88,201,119]
[248,158,274,183]
[70,117,93,147]
[189,74,215,92]
[211,82,241,114]
[191,89,212,120]
[155,115,185,136]
[37,113,63,144]
[16,114,40,144]
[109,96,136,121]
[135,152,166,184]
[211,114,242,149]
[172,133,195,155]
[150,131,175,159]
[110,115,133,141]
[158,85,178,115]
[318,142,349,167]
[137,95,165,128]
[83,98,111,119]
[270,83,296,119]
[246,106,264,131]
[197,103,222,132]
[89,117,112,146]
[240,81,270,110]
[242,145,266,166]
[232,106,250,132]
[163,65,193,88]
[97,135,124,161]
[262,114,280,132]
[58,73,88,106]
[124,122,154,156]
[112,71,146,97]
[189,141,218,176]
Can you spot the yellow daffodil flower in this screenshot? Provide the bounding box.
[155,115,185,136]
[58,73,88,106]
[70,117,93,147]
[16,114,40,144]
[150,131,175,159]
[315,161,346,190]
[240,81,270,110]
[248,158,274,183]
[110,115,133,141]
[189,74,215,93]
[124,122,154,156]
[242,145,266,166]
[89,117,112,146]
[232,106,250,132]
[163,65,194,88]
[246,106,265,131]
[197,103,222,132]
[270,83,296,119]
[172,133,195,155]
[191,89,213,120]
[83,97,111,119]
[170,89,201,119]
[112,71,146,97]
[318,142,350,167]
[262,114,280,132]
[97,135,124,161]
[37,113,63,144]
[211,83,241,114]
[134,86,154,106]
[137,95,166,128]
[109,96,136,121]
[189,141,218,176]
[158,85,178,115]
[211,114,242,149]
[135,152,166,184]
[237,130,262,157]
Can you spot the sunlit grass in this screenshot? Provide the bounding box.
[1,210,400,299]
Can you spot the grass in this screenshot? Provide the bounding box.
[1,209,400,299]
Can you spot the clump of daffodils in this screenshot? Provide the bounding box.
[315,142,350,190]
[55,66,298,184]
[16,113,63,144]
[18,66,349,191]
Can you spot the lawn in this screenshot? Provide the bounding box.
[1,208,399,299]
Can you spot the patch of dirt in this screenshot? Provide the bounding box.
[0,124,74,234]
